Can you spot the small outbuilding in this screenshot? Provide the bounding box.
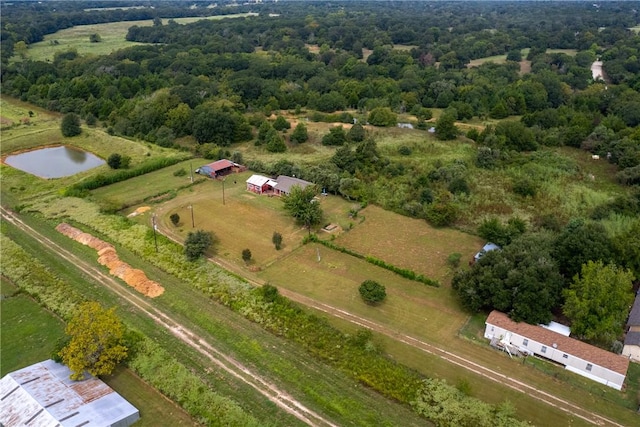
[473,242,501,262]
[246,174,277,194]
[0,359,139,427]
[197,159,245,178]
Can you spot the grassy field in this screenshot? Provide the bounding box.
[0,278,65,376]
[334,204,483,280]
[91,159,207,207]
[18,13,258,62]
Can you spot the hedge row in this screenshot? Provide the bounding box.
[0,231,260,427]
[65,156,190,194]
[305,234,440,287]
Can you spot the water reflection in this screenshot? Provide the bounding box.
[4,145,105,178]
[65,146,87,164]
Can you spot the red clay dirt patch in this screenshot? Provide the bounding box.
[56,223,164,297]
[0,116,13,126]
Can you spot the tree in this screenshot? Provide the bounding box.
[282,185,323,233]
[359,280,386,304]
[184,230,215,261]
[106,153,130,169]
[368,107,397,127]
[272,231,283,250]
[61,113,81,137]
[322,126,347,146]
[347,122,365,142]
[170,213,180,226]
[89,33,102,43]
[435,110,458,140]
[242,248,252,264]
[563,261,635,346]
[290,122,308,143]
[59,302,128,380]
[453,233,563,324]
[265,128,287,153]
[273,115,291,131]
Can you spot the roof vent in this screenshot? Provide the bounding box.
[552,343,558,348]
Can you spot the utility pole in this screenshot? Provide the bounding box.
[151,214,158,253]
[190,162,193,183]
[222,178,226,205]
[189,204,194,228]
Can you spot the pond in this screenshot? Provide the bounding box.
[4,146,105,178]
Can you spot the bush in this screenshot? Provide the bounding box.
[242,248,252,263]
[170,213,180,226]
[359,280,387,304]
[273,115,291,131]
[107,153,131,169]
[290,123,308,143]
[184,230,215,261]
[272,232,283,250]
[173,168,187,177]
[398,145,412,156]
[447,253,462,268]
[368,107,397,127]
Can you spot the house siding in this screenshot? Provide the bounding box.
[485,314,626,391]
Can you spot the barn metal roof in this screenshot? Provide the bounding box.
[0,360,139,427]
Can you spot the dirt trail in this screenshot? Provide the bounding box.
[1,207,338,427]
[153,213,625,427]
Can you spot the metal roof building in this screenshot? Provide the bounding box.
[0,359,139,427]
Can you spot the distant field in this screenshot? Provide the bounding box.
[20,13,258,62]
[631,25,640,33]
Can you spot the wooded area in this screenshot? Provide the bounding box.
[1,2,639,420]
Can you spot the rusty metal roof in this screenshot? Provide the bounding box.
[0,360,139,427]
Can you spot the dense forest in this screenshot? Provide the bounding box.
[2,1,639,351]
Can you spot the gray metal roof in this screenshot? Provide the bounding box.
[0,360,139,427]
[275,175,313,195]
[624,331,640,346]
[627,291,640,327]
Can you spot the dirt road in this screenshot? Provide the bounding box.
[155,216,625,427]
[0,207,338,427]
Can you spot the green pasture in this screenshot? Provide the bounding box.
[0,278,66,376]
[0,97,59,127]
[153,171,355,268]
[104,367,198,427]
[258,242,470,346]
[92,159,206,207]
[334,204,483,280]
[631,25,640,33]
[18,13,258,62]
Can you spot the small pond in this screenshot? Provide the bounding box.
[4,146,105,178]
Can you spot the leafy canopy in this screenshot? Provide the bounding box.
[359,280,387,304]
[282,185,323,232]
[184,229,215,261]
[563,261,635,346]
[59,301,128,380]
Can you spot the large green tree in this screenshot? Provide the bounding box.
[184,230,216,261]
[61,113,81,137]
[282,185,323,233]
[453,233,563,324]
[59,301,128,380]
[435,110,458,140]
[563,261,635,346]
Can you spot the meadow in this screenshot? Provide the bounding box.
[17,13,258,62]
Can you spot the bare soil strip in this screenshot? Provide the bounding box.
[1,207,337,427]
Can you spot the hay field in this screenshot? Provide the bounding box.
[334,205,483,281]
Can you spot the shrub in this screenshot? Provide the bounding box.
[107,153,131,169]
[272,232,283,250]
[512,177,537,197]
[368,107,397,127]
[447,253,462,268]
[170,213,180,226]
[184,230,215,261]
[398,145,412,156]
[290,123,308,143]
[242,248,252,263]
[273,115,291,131]
[173,168,187,177]
[359,280,386,304]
